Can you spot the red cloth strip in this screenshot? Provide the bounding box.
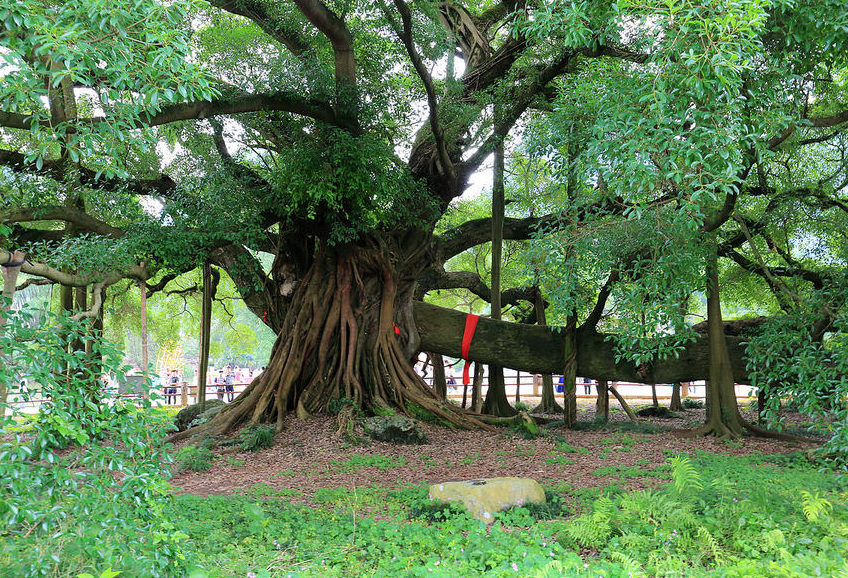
[392,322,401,335]
[461,314,479,385]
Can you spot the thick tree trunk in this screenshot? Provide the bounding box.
[686,248,746,439]
[595,379,609,423]
[414,301,753,383]
[669,382,682,411]
[482,365,515,416]
[175,239,485,439]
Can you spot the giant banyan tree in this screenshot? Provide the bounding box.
[2,0,847,438]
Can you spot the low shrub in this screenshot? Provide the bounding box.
[172,445,214,473]
[682,397,705,409]
[237,424,276,452]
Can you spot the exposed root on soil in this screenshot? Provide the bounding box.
[169,241,491,443]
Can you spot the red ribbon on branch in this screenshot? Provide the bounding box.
[461,314,479,385]
[392,322,401,335]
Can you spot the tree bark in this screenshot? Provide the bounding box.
[609,382,638,422]
[197,261,213,410]
[472,362,483,413]
[481,133,515,417]
[562,314,577,428]
[532,289,562,413]
[686,247,746,438]
[595,379,609,423]
[414,301,753,383]
[670,382,682,411]
[431,352,447,401]
[173,237,487,439]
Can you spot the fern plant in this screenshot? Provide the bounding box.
[800,490,833,522]
[669,455,703,496]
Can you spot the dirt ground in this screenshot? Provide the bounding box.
[171,400,817,502]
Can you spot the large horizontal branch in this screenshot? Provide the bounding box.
[436,214,555,261]
[720,247,827,289]
[0,149,177,196]
[0,249,147,287]
[4,206,125,238]
[414,301,752,383]
[417,269,538,308]
[142,91,343,129]
[767,108,848,149]
[1,92,346,134]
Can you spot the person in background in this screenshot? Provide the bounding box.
[583,377,592,395]
[167,369,180,405]
[225,367,235,402]
[214,369,225,401]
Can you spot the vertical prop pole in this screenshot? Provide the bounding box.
[140,278,149,399]
[562,314,577,427]
[197,261,212,411]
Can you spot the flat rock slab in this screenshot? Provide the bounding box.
[428,477,545,522]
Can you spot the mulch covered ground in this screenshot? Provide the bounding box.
[171,401,816,502]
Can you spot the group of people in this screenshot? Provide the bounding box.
[159,365,265,405]
[206,365,264,403]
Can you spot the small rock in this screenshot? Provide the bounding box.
[428,477,545,522]
[360,415,427,444]
[174,399,225,432]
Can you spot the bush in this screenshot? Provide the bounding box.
[238,424,276,451]
[0,308,185,578]
[172,445,214,473]
[682,397,705,409]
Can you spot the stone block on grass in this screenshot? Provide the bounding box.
[428,477,545,522]
[174,399,225,432]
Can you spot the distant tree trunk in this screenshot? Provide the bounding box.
[562,315,578,427]
[651,381,659,408]
[197,261,213,411]
[595,379,609,423]
[431,352,447,401]
[1,250,25,418]
[461,381,468,408]
[532,289,562,413]
[669,382,682,411]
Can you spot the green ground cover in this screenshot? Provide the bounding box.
[5,449,844,578]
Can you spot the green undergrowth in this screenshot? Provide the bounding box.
[144,451,848,577]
